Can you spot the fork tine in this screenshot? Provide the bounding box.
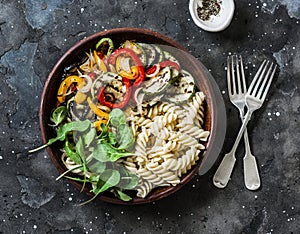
[227,56,232,95]
[235,55,242,94]
[252,61,270,96]
[231,56,236,95]
[248,60,267,95]
[256,62,273,99]
[260,64,277,101]
[239,55,247,93]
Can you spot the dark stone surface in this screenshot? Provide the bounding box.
[0,0,299,233]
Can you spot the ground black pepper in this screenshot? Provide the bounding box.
[197,0,221,21]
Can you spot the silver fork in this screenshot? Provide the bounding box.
[213,59,277,188]
[227,55,260,190]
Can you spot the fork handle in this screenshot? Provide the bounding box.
[239,113,261,190]
[244,154,261,190]
[213,110,253,188]
[213,152,236,188]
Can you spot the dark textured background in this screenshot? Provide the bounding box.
[0,0,299,233]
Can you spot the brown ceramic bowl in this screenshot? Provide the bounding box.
[40,28,226,204]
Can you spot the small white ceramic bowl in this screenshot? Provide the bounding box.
[189,0,235,32]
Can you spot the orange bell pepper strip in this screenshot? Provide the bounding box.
[118,66,139,80]
[93,119,108,132]
[93,50,107,72]
[87,97,109,119]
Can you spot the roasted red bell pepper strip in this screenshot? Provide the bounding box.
[98,77,131,109]
[145,65,158,75]
[108,48,145,87]
[159,60,180,71]
[145,60,179,77]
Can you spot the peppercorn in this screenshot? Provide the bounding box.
[197,0,221,21]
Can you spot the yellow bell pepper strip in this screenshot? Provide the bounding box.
[93,119,108,132]
[115,56,139,80]
[95,38,114,57]
[118,66,139,80]
[87,97,109,119]
[74,91,87,104]
[57,75,85,103]
[108,48,145,87]
[93,50,107,72]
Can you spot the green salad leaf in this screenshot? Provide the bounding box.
[50,105,67,126]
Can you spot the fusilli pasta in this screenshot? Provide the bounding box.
[122,91,210,198]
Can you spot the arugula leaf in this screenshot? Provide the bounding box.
[95,169,120,194]
[109,108,126,127]
[108,132,117,145]
[64,138,82,164]
[92,142,132,162]
[83,126,96,147]
[115,164,139,190]
[88,161,106,174]
[116,124,134,149]
[55,120,91,143]
[115,189,132,201]
[80,169,121,205]
[50,105,67,126]
[75,136,89,192]
[76,136,86,161]
[28,119,91,153]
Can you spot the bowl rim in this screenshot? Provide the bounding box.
[39,27,226,205]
